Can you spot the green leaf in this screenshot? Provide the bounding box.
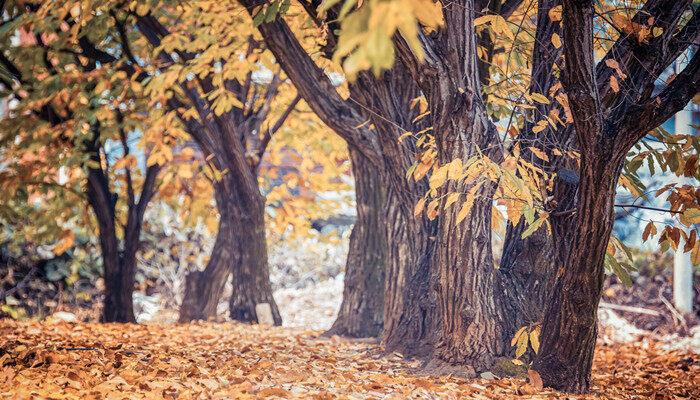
[521,214,547,239]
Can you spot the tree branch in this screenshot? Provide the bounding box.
[561,0,602,152]
[618,50,700,149]
[239,0,382,167]
[259,94,301,160]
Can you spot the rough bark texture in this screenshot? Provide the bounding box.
[496,0,571,349]
[533,0,700,392]
[243,4,440,354]
[349,68,438,356]
[326,148,386,337]
[533,153,620,392]
[401,2,506,372]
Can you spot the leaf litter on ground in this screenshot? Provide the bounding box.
[0,320,697,399]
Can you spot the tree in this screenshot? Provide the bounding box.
[532,0,700,391]
[130,2,350,324]
[132,5,299,324]
[326,147,387,337]
[242,0,439,347]
[0,1,166,322]
[247,0,700,389]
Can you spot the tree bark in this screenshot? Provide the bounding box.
[227,172,282,326]
[533,154,621,392]
[87,167,137,323]
[100,239,136,323]
[327,148,386,337]
[348,68,438,356]
[179,179,236,322]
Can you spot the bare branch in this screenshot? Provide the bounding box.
[259,94,302,159]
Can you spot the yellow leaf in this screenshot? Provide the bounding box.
[512,358,524,366]
[551,33,561,49]
[528,147,549,162]
[474,15,495,26]
[548,5,563,22]
[447,159,463,180]
[515,330,529,358]
[456,193,476,224]
[414,162,431,181]
[427,199,439,220]
[409,0,444,30]
[529,326,541,354]
[414,197,426,218]
[521,214,547,239]
[511,326,527,347]
[530,92,550,105]
[532,120,548,134]
[429,165,448,190]
[445,192,460,209]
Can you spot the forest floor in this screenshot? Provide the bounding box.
[1,320,698,399]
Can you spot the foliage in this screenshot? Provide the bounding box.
[0,320,697,398]
[315,0,700,269]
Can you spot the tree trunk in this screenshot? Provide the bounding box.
[348,68,438,356]
[100,246,136,323]
[425,35,506,371]
[327,148,386,337]
[86,167,137,323]
[431,185,503,372]
[381,191,437,356]
[228,179,282,326]
[179,179,236,322]
[497,168,578,352]
[533,152,622,392]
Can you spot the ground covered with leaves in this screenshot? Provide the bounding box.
[0,320,697,399]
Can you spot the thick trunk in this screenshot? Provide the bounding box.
[431,185,503,372]
[86,167,136,323]
[349,68,438,356]
[228,180,282,326]
[327,148,386,337]
[179,180,235,322]
[533,154,622,393]
[427,64,505,372]
[100,243,136,323]
[381,189,437,356]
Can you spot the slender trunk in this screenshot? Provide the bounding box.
[179,180,236,322]
[228,179,282,326]
[327,148,386,337]
[533,153,622,393]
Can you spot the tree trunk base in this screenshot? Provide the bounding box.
[230,295,282,326]
[534,354,593,393]
[422,357,477,379]
[179,271,219,322]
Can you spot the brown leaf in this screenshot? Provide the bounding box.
[527,369,543,391]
